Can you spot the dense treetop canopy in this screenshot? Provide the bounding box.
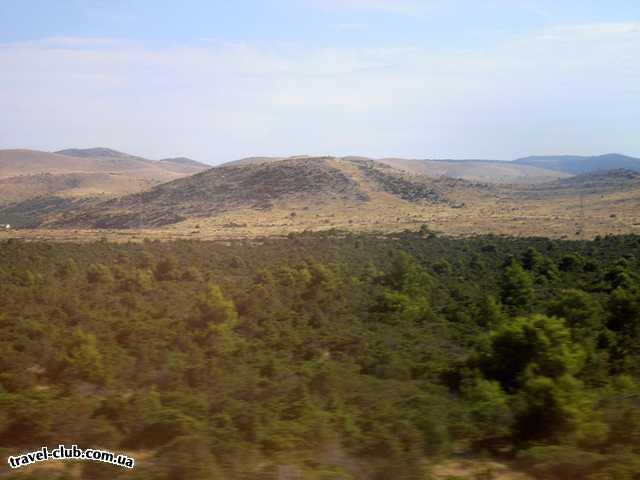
[1,232,639,479]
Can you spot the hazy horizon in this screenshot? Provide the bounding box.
[4,147,639,167]
[1,1,639,165]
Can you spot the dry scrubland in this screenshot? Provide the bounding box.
[0,149,209,207]
[3,180,639,243]
[1,156,639,242]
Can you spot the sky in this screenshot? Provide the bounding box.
[1,1,639,165]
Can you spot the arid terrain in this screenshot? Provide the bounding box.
[0,148,209,206]
[1,150,640,241]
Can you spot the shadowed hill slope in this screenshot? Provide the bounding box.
[515,169,640,199]
[46,157,474,228]
[225,153,640,183]
[3,153,640,238]
[223,155,571,184]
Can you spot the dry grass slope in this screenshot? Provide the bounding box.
[2,157,640,241]
[47,157,384,228]
[0,148,210,218]
[377,158,571,184]
[223,155,571,183]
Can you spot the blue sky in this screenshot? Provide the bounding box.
[1,0,639,163]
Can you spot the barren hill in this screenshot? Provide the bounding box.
[0,148,210,208]
[0,149,106,178]
[55,147,138,158]
[2,154,640,240]
[46,157,481,229]
[224,155,570,184]
[1,148,208,179]
[516,169,640,199]
[54,147,210,174]
[377,158,571,184]
[514,153,640,174]
[0,172,159,206]
[226,154,640,184]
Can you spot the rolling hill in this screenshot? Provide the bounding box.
[45,157,483,229]
[1,149,107,178]
[0,172,159,206]
[514,153,640,174]
[1,148,209,179]
[0,148,210,208]
[54,148,210,175]
[515,169,640,199]
[2,151,640,239]
[225,153,640,183]
[376,158,571,183]
[54,147,142,159]
[223,156,571,184]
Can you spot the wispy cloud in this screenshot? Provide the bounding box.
[1,22,639,161]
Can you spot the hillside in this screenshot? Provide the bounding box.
[1,155,638,239]
[0,148,210,209]
[514,153,640,174]
[2,153,640,239]
[225,153,640,183]
[0,149,107,178]
[222,156,288,167]
[0,148,208,179]
[0,148,162,177]
[55,147,140,158]
[377,158,570,183]
[47,157,475,229]
[54,147,210,174]
[518,169,640,199]
[224,155,570,183]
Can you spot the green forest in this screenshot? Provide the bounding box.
[1,232,640,479]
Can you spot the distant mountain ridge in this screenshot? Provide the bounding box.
[0,148,210,209]
[0,147,210,178]
[159,157,211,169]
[55,147,210,171]
[55,147,140,159]
[225,153,640,182]
[514,153,640,174]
